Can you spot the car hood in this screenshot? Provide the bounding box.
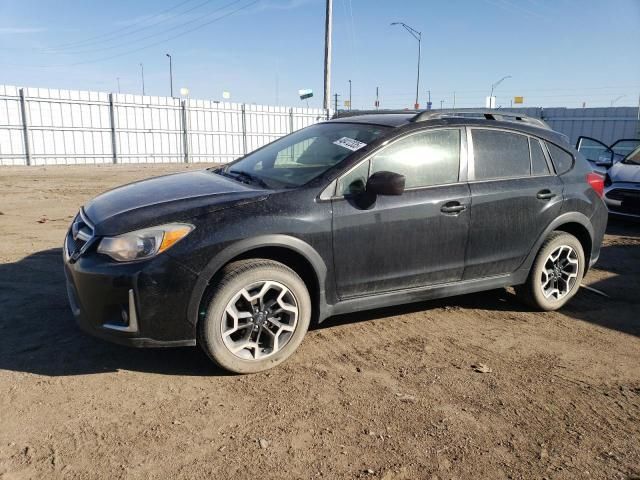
[83,170,268,235]
[609,162,640,184]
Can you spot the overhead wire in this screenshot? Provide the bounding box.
[48,0,243,55]
[21,0,204,51]
[0,0,259,68]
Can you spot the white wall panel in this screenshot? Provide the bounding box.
[0,84,332,166]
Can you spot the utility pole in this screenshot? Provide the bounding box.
[440,99,444,109]
[333,93,340,114]
[391,22,421,109]
[453,91,456,110]
[140,63,145,96]
[116,77,121,93]
[427,89,432,110]
[166,53,174,97]
[375,86,379,110]
[323,0,333,111]
[637,92,640,137]
[348,79,352,110]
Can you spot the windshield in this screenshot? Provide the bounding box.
[622,146,640,165]
[215,122,390,188]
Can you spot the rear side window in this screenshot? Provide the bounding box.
[472,129,530,180]
[546,143,574,174]
[530,138,550,175]
[370,129,460,189]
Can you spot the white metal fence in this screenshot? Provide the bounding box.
[505,106,640,146]
[0,85,329,166]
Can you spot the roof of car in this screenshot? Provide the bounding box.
[329,109,570,147]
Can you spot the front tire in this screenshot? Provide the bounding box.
[516,231,585,311]
[197,259,311,374]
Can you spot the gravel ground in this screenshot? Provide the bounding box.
[0,164,639,480]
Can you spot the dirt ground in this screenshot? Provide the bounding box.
[0,164,638,480]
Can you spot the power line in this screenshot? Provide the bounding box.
[1,0,259,68]
[54,0,217,53]
[22,0,202,51]
[46,0,242,56]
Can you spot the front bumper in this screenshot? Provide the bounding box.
[63,231,199,348]
[604,183,640,219]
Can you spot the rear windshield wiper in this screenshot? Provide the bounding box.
[227,169,270,189]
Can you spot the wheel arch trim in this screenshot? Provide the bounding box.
[518,211,594,276]
[186,235,328,327]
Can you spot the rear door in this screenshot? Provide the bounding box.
[463,128,564,279]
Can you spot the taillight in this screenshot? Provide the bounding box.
[586,172,605,198]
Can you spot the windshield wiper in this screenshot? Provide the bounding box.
[227,169,270,189]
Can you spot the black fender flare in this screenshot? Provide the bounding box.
[516,211,594,276]
[186,234,328,326]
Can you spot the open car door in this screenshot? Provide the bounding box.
[576,136,640,173]
[610,138,640,159]
[576,136,615,173]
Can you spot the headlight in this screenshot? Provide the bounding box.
[97,223,194,262]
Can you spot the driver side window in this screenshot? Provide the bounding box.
[371,129,460,189]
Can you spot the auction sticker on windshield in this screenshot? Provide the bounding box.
[333,137,367,152]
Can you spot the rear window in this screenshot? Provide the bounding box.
[472,129,530,180]
[546,143,573,174]
[530,138,550,175]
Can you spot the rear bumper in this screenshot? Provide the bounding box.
[64,246,199,348]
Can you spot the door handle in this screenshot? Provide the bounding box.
[440,201,466,214]
[536,190,557,200]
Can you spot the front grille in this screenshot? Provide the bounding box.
[607,188,640,202]
[66,210,95,259]
[609,203,640,216]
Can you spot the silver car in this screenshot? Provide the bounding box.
[603,145,640,219]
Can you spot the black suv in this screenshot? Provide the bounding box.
[64,109,608,373]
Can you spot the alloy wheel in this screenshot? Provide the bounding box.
[220,281,299,360]
[540,245,579,300]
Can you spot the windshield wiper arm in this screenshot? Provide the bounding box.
[227,170,269,189]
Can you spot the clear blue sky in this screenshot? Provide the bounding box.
[1,0,639,109]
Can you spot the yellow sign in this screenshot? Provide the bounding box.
[343,100,351,108]
[514,96,524,104]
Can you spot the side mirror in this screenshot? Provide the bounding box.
[366,171,406,196]
[595,151,614,168]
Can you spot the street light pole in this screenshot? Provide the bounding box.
[348,79,352,110]
[140,63,145,96]
[166,53,174,97]
[610,95,625,107]
[391,21,421,109]
[323,0,333,111]
[489,75,512,106]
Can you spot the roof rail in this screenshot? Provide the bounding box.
[411,109,551,130]
[332,109,417,119]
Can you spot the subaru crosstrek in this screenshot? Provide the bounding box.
[64,109,608,373]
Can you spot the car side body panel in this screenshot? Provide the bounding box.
[332,183,471,298]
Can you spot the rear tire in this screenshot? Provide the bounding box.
[516,231,585,311]
[197,259,311,374]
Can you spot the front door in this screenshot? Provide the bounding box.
[331,128,470,298]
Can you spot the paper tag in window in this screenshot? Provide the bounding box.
[333,137,367,152]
